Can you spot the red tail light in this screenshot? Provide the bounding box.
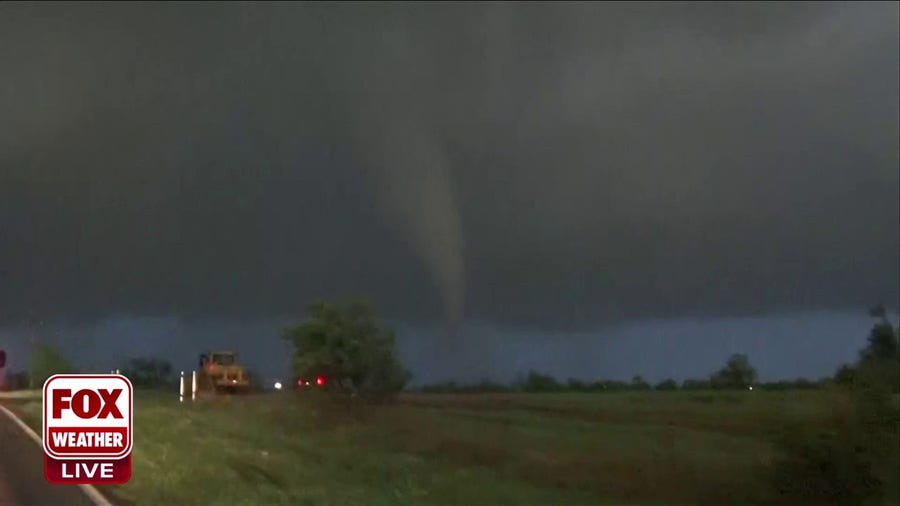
[316,376,325,386]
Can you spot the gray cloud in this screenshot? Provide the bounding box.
[0,3,897,329]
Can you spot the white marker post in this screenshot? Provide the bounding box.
[191,370,197,402]
[179,371,185,403]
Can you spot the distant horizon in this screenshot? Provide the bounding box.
[2,308,894,387]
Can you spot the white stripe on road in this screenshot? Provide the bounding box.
[0,403,114,506]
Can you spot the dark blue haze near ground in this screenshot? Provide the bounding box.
[1,310,894,387]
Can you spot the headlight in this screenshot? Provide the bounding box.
[274,381,283,390]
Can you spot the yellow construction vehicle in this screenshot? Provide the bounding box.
[196,350,251,394]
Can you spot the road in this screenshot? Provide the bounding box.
[0,404,97,506]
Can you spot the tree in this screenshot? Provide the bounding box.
[710,353,757,389]
[28,344,75,387]
[854,307,899,393]
[773,305,899,504]
[860,322,898,362]
[868,303,887,320]
[282,301,410,402]
[121,357,172,389]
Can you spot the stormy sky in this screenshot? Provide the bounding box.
[1,2,898,377]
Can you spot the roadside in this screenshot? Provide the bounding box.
[0,401,100,506]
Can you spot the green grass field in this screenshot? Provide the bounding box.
[5,389,898,505]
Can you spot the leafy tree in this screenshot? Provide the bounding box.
[860,322,898,363]
[121,357,172,389]
[773,304,900,503]
[845,305,900,394]
[282,301,410,402]
[28,344,75,387]
[868,303,887,320]
[710,354,757,389]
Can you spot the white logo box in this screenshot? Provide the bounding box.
[43,374,133,460]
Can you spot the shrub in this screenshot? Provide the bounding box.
[770,425,885,505]
[772,319,900,505]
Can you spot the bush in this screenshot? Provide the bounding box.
[772,311,900,504]
[771,426,884,504]
[771,386,898,505]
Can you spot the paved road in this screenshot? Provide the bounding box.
[0,403,96,506]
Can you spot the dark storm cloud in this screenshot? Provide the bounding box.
[0,2,897,328]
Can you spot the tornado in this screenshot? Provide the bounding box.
[364,119,466,337]
[344,26,467,337]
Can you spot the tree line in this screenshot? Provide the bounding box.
[5,301,897,402]
[418,353,833,393]
[418,309,898,395]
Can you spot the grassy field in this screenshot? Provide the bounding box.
[4,389,898,505]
